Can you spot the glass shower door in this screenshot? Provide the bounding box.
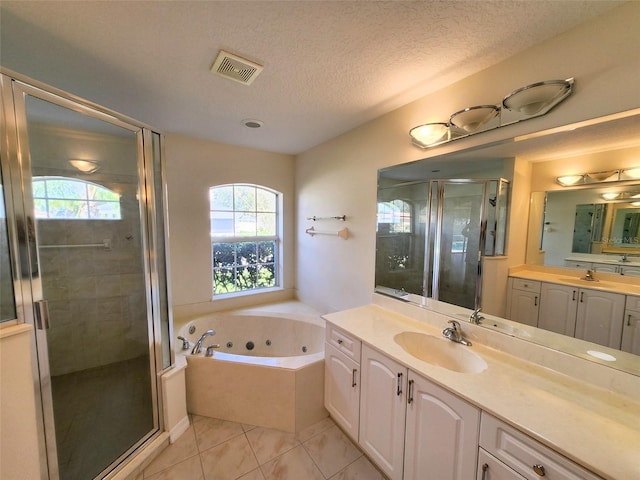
[15,89,157,479]
[428,181,485,309]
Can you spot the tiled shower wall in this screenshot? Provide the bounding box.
[38,174,149,376]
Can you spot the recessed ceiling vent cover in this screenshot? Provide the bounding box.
[211,50,263,85]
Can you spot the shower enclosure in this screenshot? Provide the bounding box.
[426,178,509,309]
[0,72,172,479]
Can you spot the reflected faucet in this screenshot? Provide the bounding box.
[620,253,629,263]
[191,329,216,354]
[583,269,595,281]
[469,307,484,324]
[442,320,472,346]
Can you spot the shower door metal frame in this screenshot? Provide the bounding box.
[0,69,168,480]
[425,178,489,310]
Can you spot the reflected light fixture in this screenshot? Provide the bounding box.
[601,192,620,201]
[586,170,618,183]
[69,159,99,174]
[409,123,450,148]
[449,105,500,133]
[502,79,573,115]
[632,202,640,207]
[556,174,584,186]
[622,167,640,180]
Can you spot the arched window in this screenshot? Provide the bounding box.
[377,199,412,233]
[32,176,121,220]
[209,184,280,296]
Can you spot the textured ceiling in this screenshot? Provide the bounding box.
[0,1,623,154]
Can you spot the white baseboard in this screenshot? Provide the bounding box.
[169,415,190,443]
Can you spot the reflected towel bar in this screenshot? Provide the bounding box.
[305,226,349,240]
[40,239,112,250]
[306,215,346,221]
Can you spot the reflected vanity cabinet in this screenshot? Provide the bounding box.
[565,260,640,276]
[622,295,640,354]
[507,277,627,349]
[324,324,361,440]
[505,278,540,327]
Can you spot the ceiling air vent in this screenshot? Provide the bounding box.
[211,50,263,86]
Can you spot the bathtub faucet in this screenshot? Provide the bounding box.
[191,329,216,355]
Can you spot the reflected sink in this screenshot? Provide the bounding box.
[485,320,531,338]
[394,331,487,374]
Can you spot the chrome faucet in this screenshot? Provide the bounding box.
[620,253,629,263]
[469,307,484,324]
[177,336,190,350]
[442,320,472,346]
[191,329,216,354]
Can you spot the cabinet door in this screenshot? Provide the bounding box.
[404,372,480,480]
[538,283,578,336]
[477,449,525,480]
[591,263,619,273]
[507,289,539,327]
[620,265,640,277]
[575,289,625,349]
[359,345,406,480]
[621,310,640,354]
[324,343,360,440]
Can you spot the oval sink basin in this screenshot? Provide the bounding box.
[394,331,487,374]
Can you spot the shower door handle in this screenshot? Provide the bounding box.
[35,300,50,330]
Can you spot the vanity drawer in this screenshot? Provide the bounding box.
[565,260,592,270]
[626,295,640,312]
[480,413,603,480]
[511,278,541,293]
[326,324,361,362]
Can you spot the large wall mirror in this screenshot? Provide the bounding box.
[376,108,640,375]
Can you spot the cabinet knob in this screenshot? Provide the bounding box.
[532,464,546,476]
[337,339,343,345]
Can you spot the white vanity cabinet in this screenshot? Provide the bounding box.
[537,283,578,336]
[619,265,640,276]
[324,325,361,441]
[506,278,540,327]
[404,371,480,480]
[479,413,603,480]
[621,295,640,354]
[508,278,626,349]
[359,345,406,480]
[574,289,625,349]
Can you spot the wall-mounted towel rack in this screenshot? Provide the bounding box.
[305,226,349,240]
[306,215,346,221]
[40,238,112,250]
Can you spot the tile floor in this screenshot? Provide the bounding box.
[140,415,389,480]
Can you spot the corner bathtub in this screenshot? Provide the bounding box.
[176,308,327,432]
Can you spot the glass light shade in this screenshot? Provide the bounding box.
[632,202,640,207]
[449,105,500,133]
[69,159,99,173]
[622,167,640,179]
[556,174,584,186]
[409,123,450,148]
[503,79,573,116]
[601,192,620,200]
[586,170,619,182]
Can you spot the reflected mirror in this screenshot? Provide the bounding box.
[375,109,640,375]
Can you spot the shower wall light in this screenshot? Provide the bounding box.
[555,167,640,187]
[410,78,574,148]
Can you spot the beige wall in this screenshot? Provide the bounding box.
[0,325,43,480]
[165,134,296,314]
[295,3,640,314]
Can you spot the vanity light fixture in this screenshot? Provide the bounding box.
[556,174,584,186]
[502,79,573,115]
[409,123,451,148]
[69,159,99,174]
[449,105,500,133]
[621,167,640,180]
[410,78,574,148]
[632,201,640,207]
[556,166,640,187]
[601,192,620,201]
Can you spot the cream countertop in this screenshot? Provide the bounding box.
[509,264,640,296]
[323,298,640,480]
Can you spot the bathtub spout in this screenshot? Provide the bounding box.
[191,329,216,354]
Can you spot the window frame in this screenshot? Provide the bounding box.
[209,183,282,299]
